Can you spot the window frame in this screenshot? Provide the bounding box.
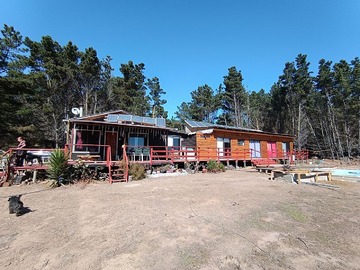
[237,139,245,146]
[73,129,101,154]
[128,133,148,147]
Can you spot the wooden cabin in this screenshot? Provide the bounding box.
[183,120,295,166]
[64,110,185,163]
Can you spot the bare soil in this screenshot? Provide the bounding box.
[0,168,359,270]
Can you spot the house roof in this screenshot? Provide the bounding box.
[106,114,166,127]
[185,120,262,132]
[66,111,187,135]
[73,110,128,121]
[67,119,170,130]
[68,110,165,128]
[184,120,294,138]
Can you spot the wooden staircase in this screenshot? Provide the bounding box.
[251,158,278,167]
[110,160,128,183]
[109,146,129,184]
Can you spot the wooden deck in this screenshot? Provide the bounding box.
[1,145,309,186]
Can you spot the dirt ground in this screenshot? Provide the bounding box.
[0,167,359,270]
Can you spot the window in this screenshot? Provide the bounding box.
[173,137,180,148]
[282,142,290,157]
[217,137,231,156]
[129,133,147,147]
[250,140,261,158]
[237,140,245,146]
[168,136,181,150]
[74,130,101,153]
[282,142,290,151]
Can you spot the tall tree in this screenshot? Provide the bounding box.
[0,24,26,75]
[187,84,220,122]
[146,77,167,118]
[293,54,313,149]
[248,89,270,130]
[268,83,287,133]
[175,102,191,126]
[79,47,101,115]
[315,59,338,158]
[112,61,149,115]
[222,66,247,127]
[350,58,360,155]
[25,36,80,147]
[0,24,33,146]
[97,55,115,112]
[276,54,313,149]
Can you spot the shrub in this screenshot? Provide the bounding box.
[69,160,95,182]
[48,149,69,186]
[206,160,226,173]
[129,163,146,180]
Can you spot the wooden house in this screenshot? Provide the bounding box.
[183,120,295,166]
[64,112,295,165]
[64,110,185,162]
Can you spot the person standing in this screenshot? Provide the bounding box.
[16,136,27,166]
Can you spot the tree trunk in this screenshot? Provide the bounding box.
[297,102,302,150]
[84,91,89,116]
[52,113,59,148]
[326,91,343,159]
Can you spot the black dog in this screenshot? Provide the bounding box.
[8,195,25,216]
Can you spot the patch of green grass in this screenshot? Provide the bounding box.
[177,243,209,269]
[282,204,307,222]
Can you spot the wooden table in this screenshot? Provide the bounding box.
[270,169,332,184]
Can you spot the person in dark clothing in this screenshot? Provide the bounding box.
[16,136,27,166]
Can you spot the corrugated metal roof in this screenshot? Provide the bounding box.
[185,120,262,132]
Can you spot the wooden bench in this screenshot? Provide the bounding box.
[256,166,275,174]
[270,169,332,184]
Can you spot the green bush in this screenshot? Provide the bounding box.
[69,160,95,182]
[129,163,146,180]
[48,149,69,186]
[206,160,225,173]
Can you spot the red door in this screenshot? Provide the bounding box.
[267,142,277,158]
[105,132,118,160]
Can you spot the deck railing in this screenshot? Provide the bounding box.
[1,145,310,166]
[122,146,309,164]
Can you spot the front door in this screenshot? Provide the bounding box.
[267,142,277,158]
[105,131,118,160]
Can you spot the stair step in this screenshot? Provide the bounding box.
[112,173,125,177]
[112,169,124,173]
[252,159,278,165]
[111,178,127,182]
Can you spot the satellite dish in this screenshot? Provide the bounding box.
[72,107,81,115]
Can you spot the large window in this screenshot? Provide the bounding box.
[250,140,261,158]
[74,130,101,153]
[129,133,147,147]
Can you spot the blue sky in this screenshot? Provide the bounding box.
[2,0,360,117]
